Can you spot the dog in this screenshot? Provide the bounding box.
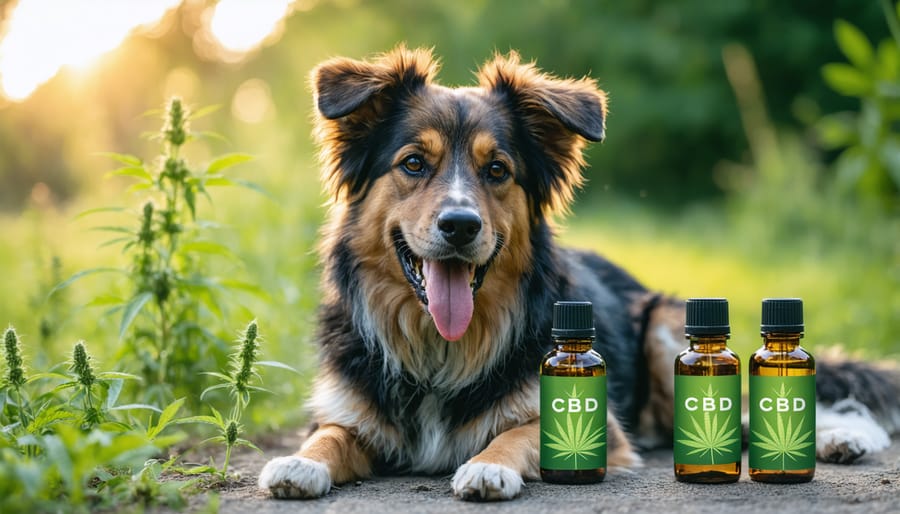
[258,47,900,501]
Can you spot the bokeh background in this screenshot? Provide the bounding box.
[0,0,897,430]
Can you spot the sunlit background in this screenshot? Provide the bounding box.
[0,0,897,429]
[0,0,295,101]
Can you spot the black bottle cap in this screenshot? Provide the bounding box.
[761,298,804,333]
[552,301,596,339]
[685,298,730,335]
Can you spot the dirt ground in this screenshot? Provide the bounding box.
[199,432,900,514]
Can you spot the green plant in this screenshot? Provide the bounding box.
[817,0,900,207]
[0,329,190,512]
[54,97,265,406]
[2,326,33,431]
[184,320,294,476]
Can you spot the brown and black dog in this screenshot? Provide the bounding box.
[258,47,900,501]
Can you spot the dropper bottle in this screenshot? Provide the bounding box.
[674,298,741,483]
[749,298,815,483]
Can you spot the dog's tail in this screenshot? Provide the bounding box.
[817,356,900,435]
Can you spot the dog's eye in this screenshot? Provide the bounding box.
[485,161,510,182]
[400,155,426,176]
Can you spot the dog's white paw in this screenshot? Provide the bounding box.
[816,399,891,464]
[258,456,331,499]
[451,462,524,501]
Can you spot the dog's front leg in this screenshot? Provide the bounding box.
[452,413,640,501]
[258,424,372,499]
[451,421,538,501]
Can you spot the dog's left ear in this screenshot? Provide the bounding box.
[311,46,440,199]
[478,52,607,215]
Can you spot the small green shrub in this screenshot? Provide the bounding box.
[55,97,266,407]
[0,327,185,512]
[184,320,295,477]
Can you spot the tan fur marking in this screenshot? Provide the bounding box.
[638,297,684,446]
[296,424,373,484]
[606,412,641,468]
[468,421,540,480]
[471,132,497,164]
[418,128,445,162]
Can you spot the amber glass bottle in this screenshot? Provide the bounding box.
[540,301,607,484]
[673,298,741,483]
[749,298,815,483]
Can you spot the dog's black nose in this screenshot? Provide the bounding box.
[437,209,482,247]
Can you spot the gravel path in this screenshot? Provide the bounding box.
[208,432,900,514]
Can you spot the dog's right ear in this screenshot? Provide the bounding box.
[311,47,439,198]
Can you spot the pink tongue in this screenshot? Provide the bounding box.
[423,259,474,342]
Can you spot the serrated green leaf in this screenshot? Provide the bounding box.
[190,104,222,120]
[257,360,300,373]
[105,166,152,182]
[234,438,263,453]
[207,153,253,174]
[74,206,128,220]
[204,176,235,187]
[90,225,134,235]
[85,295,125,307]
[218,279,269,300]
[835,19,874,69]
[823,63,872,96]
[184,185,197,220]
[106,378,124,410]
[200,383,230,401]
[192,130,229,144]
[180,241,237,260]
[176,415,222,427]
[98,236,133,249]
[119,292,154,340]
[109,403,161,413]
[95,152,142,166]
[147,397,185,439]
[97,371,142,380]
[126,182,154,193]
[231,178,274,200]
[49,267,124,297]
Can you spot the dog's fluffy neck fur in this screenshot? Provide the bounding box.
[319,201,563,393]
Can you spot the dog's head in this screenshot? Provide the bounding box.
[312,47,606,342]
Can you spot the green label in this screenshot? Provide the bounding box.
[674,374,741,465]
[540,375,606,470]
[749,375,816,470]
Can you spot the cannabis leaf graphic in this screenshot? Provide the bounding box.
[566,384,582,400]
[774,383,792,399]
[752,414,814,468]
[544,413,605,466]
[677,411,739,464]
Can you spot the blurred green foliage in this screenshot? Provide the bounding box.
[817,1,900,207]
[0,0,893,208]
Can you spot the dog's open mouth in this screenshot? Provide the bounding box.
[393,230,498,342]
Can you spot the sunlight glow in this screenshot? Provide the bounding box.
[0,0,181,101]
[209,0,293,53]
